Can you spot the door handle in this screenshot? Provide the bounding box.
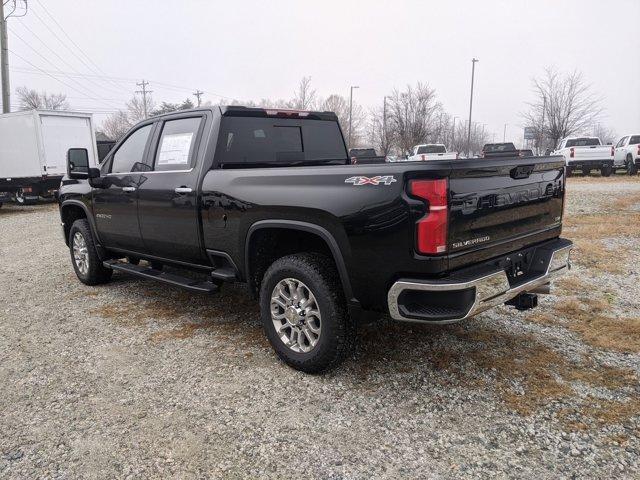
[122,186,137,192]
[174,187,193,194]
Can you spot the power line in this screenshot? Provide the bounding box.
[14,17,129,97]
[8,49,124,111]
[8,28,122,109]
[28,2,129,94]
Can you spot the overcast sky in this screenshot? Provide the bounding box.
[5,0,640,142]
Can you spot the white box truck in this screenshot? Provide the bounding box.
[0,110,99,205]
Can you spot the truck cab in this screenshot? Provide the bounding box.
[613,134,640,175]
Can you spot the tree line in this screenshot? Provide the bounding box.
[15,67,614,155]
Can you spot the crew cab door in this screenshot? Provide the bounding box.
[614,137,628,165]
[136,115,206,263]
[93,123,155,251]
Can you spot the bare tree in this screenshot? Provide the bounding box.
[386,83,443,154]
[101,93,157,140]
[291,76,317,110]
[522,68,603,149]
[320,94,365,147]
[367,106,393,156]
[16,86,69,110]
[101,111,130,141]
[590,123,617,144]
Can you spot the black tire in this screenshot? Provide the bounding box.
[628,156,638,176]
[259,253,356,373]
[68,219,112,285]
[581,168,590,177]
[600,165,612,177]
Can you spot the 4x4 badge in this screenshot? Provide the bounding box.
[345,175,397,186]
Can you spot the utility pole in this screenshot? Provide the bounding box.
[193,89,203,107]
[382,95,388,153]
[136,80,152,118]
[452,116,458,151]
[540,93,546,154]
[503,123,508,142]
[1,1,11,113]
[466,58,479,157]
[348,85,359,149]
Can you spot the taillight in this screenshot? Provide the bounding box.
[570,147,575,158]
[455,152,459,159]
[637,145,640,156]
[611,146,614,157]
[421,154,426,161]
[409,179,448,255]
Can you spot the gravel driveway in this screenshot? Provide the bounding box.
[1,176,639,479]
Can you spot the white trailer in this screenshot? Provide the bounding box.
[0,110,98,205]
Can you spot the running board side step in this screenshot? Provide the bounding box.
[103,260,219,293]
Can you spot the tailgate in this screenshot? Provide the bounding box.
[573,146,610,160]
[447,156,565,255]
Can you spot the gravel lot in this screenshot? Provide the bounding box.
[1,176,639,479]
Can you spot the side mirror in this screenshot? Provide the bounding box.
[68,148,99,179]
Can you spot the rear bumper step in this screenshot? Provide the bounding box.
[103,260,219,293]
[387,238,572,324]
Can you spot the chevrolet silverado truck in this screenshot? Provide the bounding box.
[552,137,614,176]
[58,106,572,373]
[613,134,640,175]
[408,144,458,161]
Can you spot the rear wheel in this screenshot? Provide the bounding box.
[69,219,112,285]
[15,187,36,205]
[600,165,612,177]
[259,253,356,373]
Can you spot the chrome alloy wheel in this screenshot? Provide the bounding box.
[270,278,322,353]
[72,232,89,276]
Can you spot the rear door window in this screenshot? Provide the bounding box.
[153,117,203,171]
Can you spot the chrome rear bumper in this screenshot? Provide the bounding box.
[388,242,572,324]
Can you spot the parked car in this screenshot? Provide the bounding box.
[613,134,640,175]
[408,144,458,161]
[0,110,99,206]
[552,137,614,176]
[58,106,572,373]
[349,148,386,164]
[481,143,520,158]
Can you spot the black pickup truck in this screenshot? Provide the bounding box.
[59,106,572,373]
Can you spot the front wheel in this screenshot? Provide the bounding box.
[628,156,638,176]
[69,219,112,285]
[259,253,356,373]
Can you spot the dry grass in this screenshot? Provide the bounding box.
[567,175,640,183]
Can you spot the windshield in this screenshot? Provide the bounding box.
[417,145,446,154]
[483,143,516,153]
[565,138,600,147]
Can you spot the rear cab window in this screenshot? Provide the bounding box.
[417,145,446,154]
[565,138,600,147]
[629,136,640,145]
[215,115,348,167]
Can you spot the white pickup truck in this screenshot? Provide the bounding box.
[408,144,458,161]
[613,134,640,175]
[552,137,614,176]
